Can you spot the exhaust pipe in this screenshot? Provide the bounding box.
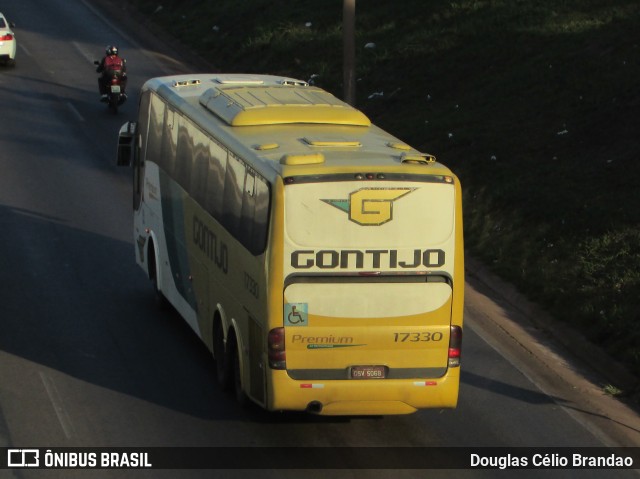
[306,401,323,414]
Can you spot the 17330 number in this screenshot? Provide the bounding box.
[393,332,444,342]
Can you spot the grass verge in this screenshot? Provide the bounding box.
[128,0,640,390]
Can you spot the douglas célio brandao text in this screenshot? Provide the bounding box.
[470,452,634,469]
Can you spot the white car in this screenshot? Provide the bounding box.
[0,13,16,67]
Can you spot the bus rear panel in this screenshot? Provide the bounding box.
[270,173,462,415]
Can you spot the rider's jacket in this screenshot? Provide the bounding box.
[97,55,126,76]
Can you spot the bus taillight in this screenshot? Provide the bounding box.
[448,325,462,368]
[268,327,286,370]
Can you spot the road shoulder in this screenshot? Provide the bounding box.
[466,256,640,447]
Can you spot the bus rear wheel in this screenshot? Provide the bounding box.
[148,243,169,309]
[231,338,249,407]
[213,320,232,391]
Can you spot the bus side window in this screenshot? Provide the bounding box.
[221,154,245,238]
[136,91,151,165]
[191,134,209,207]
[160,108,177,177]
[206,139,227,220]
[238,171,270,255]
[147,94,165,167]
[174,115,193,191]
[239,169,256,249]
[252,177,270,255]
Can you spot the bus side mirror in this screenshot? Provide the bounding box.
[117,121,138,167]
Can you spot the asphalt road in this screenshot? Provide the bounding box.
[0,0,638,477]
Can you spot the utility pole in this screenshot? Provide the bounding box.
[343,0,356,105]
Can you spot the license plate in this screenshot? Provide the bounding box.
[350,365,385,379]
[110,85,121,93]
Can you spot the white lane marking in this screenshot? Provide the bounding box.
[39,371,75,439]
[72,41,96,65]
[19,44,32,57]
[66,102,85,122]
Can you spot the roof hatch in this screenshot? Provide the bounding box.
[199,83,371,127]
[303,137,362,147]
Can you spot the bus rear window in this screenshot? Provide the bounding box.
[285,180,455,249]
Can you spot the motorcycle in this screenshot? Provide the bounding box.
[105,73,126,113]
[94,61,127,113]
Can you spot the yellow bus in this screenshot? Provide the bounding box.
[117,73,464,415]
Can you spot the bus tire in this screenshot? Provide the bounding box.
[231,337,249,407]
[213,320,232,391]
[148,242,169,310]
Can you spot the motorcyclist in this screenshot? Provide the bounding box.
[96,45,127,101]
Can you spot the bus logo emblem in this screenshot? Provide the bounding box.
[322,188,415,225]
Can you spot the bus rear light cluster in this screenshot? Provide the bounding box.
[268,327,286,369]
[448,325,462,367]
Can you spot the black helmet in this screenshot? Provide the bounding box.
[106,45,118,56]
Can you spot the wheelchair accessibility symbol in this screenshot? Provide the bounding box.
[285,303,308,326]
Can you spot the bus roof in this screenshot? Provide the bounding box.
[142,73,454,179]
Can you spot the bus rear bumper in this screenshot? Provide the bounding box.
[268,368,460,415]
[310,400,418,416]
